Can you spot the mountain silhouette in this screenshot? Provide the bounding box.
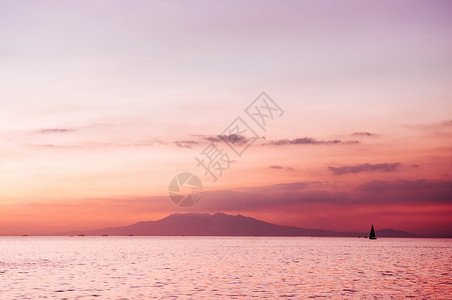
[59,213,416,237]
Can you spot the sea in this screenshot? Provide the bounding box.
[0,237,450,299]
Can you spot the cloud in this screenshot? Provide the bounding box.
[404,119,452,131]
[37,128,75,134]
[265,137,359,146]
[352,132,375,137]
[174,140,199,149]
[269,165,295,171]
[194,180,452,217]
[202,134,250,145]
[329,163,401,175]
[29,139,164,150]
[179,135,359,148]
[357,179,452,198]
[174,134,251,149]
[31,144,77,149]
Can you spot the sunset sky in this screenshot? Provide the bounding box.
[1,0,451,236]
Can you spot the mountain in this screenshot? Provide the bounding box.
[58,213,416,237]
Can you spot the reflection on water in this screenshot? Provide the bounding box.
[0,237,450,299]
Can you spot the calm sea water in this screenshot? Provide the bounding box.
[0,237,450,299]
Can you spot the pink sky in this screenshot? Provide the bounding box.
[0,0,451,236]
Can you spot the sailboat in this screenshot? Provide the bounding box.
[369,224,377,240]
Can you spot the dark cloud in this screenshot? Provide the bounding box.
[174,134,251,148]
[201,136,221,142]
[187,135,358,147]
[355,179,452,207]
[265,137,359,146]
[37,128,75,134]
[329,163,401,175]
[270,165,283,169]
[193,179,452,216]
[352,132,375,137]
[204,134,250,144]
[192,179,452,237]
[259,181,322,191]
[269,165,295,171]
[358,179,452,195]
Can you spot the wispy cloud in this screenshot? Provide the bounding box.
[351,132,376,137]
[29,139,164,150]
[269,165,283,169]
[329,163,401,175]
[174,135,360,148]
[198,134,250,145]
[31,144,77,149]
[174,140,199,149]
[265,137,359,146]
[173,134,251,149]
[269,165,295,171]
[37,128,75,134]
[404,119,452,131]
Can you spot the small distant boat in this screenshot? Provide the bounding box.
[78,234,85,236]
[369,224,377,240]
[102,234,108,236]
